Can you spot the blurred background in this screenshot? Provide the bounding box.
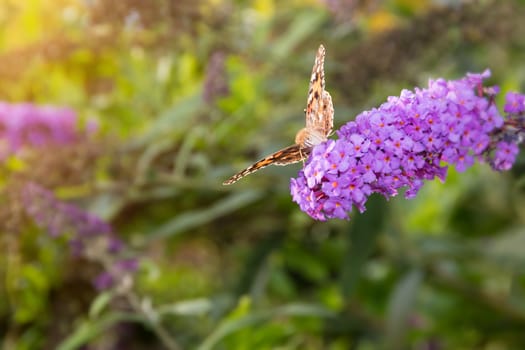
[1,0,525,349]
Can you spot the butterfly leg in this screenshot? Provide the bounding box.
[299,148,306,167]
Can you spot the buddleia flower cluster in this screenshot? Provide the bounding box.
[291,70,523,220]
[0,102,79,159]
[23,182,137,290]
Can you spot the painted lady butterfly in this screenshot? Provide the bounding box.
[223,44,334,185]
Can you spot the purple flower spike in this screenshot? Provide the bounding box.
[291,70,524,220]
[0,102,78,159]
[23,182,112,240]
[23,182,139,290]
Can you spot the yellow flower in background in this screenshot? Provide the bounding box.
[254,0,275,18]
[1,0,79,50]
[367,9,399,34]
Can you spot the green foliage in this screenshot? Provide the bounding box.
[1,0,525,349]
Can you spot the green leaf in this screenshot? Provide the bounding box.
[234,230,285,298]
[57,313,142,350]
[384,269,423,350]
[197,303,335,350]
[271,10,328,60]
[284,243,328,283]
[481,226,525,269]
[148,189,264,240]
[157,298,213,316]
[340,194,387,297]
[89,292,113,319]
[138,92,203,146]
[21,264,49,291]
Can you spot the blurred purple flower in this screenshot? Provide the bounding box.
[0,102,78,159]
[291,70,524,220]
[23,182,112,238]
[116,258,139,272]
[94,272,115,291]
[202,51,229,104]
[94,259,138,291]
[23,182,137,290]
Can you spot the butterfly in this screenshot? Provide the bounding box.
[222,44,334,185]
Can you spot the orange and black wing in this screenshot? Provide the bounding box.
[222,144,310,185]
[320,91,334,137]
[305,45,334,139]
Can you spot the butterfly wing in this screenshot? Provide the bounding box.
[320,90,334,137]
[223,144,309,185]
[305,44,334,142]
[222,44,332,186]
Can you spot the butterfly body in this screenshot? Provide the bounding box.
[223,45,333,185]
